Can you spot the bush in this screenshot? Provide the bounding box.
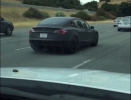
[98,16,106,21]
[54,11,67,17]
[97,9,116,19]
[105,0,110,2]
[107,12,116,19]
[70,14,76,17]
[23,7,50,19]
[90,15,98,21]
[23,10,33,18]
[70,11,91,20]
[97,9,106,16]
[41,11,50,18]
[109,10,116,16]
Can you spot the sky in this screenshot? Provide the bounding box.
[80,0,99,4]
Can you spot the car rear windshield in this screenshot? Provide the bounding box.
[116,17,122,20]
[122,18,130,21]
[38,18,68,26]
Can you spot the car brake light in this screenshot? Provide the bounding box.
[54,30,66,34]
[29,28,35,33]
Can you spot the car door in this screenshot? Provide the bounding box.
[73,20,86,43]
[80,20,93,42]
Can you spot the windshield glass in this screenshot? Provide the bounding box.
[1,0,130,100]
[116,17,123,20]
[38,18,68,26]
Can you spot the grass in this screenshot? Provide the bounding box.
[87,20,113,24]
[98,0,128,8]
[1,6,76,28]
[1,6,113,28]
[1,0,22,4]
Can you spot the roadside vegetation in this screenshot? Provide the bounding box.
[1,6,75,28]
[1,0,130,28]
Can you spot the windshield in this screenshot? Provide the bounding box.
[1,0,130,100]
[116,17,123,20]
[38,18,68,26]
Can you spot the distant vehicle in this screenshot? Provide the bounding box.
[118,17,131,31]
[114,17,123,27]
[29,17,99,54]
[83,9,89,12]
[0,16,14,36]
[124,16,131,18]
[0,68,130,100]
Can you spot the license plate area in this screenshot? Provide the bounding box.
[40,33,47,38]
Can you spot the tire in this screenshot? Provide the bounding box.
[4,26,13,36]
[30,44,44,52]
[91,33,98,46]
[114,25,116,27]
[68,37,79,54]
[118,28,121,31]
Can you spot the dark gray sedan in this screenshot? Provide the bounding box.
[0,16,14,36]
[29,17,99,54]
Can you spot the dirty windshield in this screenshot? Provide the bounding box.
[0,0,131,99]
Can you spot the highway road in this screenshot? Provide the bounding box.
[1,23,130,74]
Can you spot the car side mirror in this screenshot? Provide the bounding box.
[90,26,94,29]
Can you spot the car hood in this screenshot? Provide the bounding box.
[0,67,130,94]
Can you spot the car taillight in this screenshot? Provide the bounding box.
[54,30,66,34]
[29,28,35,33]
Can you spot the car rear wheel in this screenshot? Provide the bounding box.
[91,33,98,46]
[4,26,13,36]
[118,28,121,31]
[30,44,44,52]
[69,37,79,54]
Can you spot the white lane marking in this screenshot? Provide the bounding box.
[0,38,12,40]
[69,74,78,77]
[72,60,91,69]
[16,47,31,51]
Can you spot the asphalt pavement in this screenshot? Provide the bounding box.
[1,23,130,74]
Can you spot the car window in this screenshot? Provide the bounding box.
[68,21,77,27]
[84,21,90,29]
[76,20,84,28]
[38,18,67,26]
[79,20,90,29]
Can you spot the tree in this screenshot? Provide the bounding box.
[99,0,105,2]
[118,2,131,16]
[105,0,110,2]
[23,0,83,10]
[83,1,98,11]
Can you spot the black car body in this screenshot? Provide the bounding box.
[29,17,99,54]
[0,16,14,36]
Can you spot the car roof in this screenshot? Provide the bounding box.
[45,17,81,21]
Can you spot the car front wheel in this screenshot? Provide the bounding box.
[4,26,13,36]
[118,28,121,31]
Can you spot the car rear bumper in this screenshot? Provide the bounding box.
[29,39,70,47]
[118,28,131,30]
[118,25,131,28]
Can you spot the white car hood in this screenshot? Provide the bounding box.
[1,67,130,94]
